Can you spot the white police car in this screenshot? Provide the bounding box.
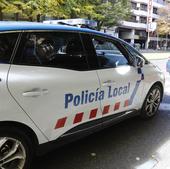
[0,22,165,169]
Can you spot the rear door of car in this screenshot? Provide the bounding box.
[0,32,19,119]
[7,31,102,141]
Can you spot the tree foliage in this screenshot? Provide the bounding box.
[0,0,8,20]
[0,0,130,30]
[91,0,131,30]
[157,4,170,35]
[58,0,131,30]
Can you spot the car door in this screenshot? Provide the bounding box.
[0,32,21,120]
[7,31,102,141]
[91,35,144,118]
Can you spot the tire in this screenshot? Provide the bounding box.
[0,126,34,169]
[140,85,162,119]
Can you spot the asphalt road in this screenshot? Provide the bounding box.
[151,59,170,106]
[32,59,170,169]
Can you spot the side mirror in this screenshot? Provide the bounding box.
[134,57,145,68]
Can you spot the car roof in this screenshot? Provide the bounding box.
[0,21,128,44]
[0,21,100,34]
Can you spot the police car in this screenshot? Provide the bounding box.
[0,22,165,169]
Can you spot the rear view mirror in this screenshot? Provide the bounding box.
[134,57,145,68]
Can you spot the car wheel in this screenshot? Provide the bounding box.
[0,127,34,169]
[140,85,162,119]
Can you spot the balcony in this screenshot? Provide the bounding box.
[132,9,159,19]
[153,0,165,5]
[131,0,165,7]
[120,21,147,29]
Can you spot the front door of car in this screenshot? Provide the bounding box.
[7,31,102,141]
[90,35,144,118]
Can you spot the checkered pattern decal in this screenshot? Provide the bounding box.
[54,100,129,129]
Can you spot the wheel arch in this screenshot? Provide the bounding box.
[151,81,164,101]
[0,121,39,147]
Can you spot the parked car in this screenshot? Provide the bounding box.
[0,21,165,169]
[166,57,170,74]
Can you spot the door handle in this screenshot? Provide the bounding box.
[22,88,48,97]
[102,80,116,86]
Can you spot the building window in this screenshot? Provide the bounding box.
[129,15,137,23]
[135,30,147,39]
[140,16,147,24]
[153,7,158,14]
[153,0,165,5]
[140,4,147,11]
[131,2,137,10]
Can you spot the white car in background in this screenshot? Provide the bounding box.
[0,22,165,169]
[166,57,170,74]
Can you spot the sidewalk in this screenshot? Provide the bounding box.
[152,140,170,169]
[142,52,170,60]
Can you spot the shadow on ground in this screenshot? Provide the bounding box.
[32,107,170,169]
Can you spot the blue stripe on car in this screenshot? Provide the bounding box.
[129,68,144,105]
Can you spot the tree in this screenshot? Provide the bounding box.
[3,0,64,21]
[58,0,131,30]
[156,3,170,49]
[3,0,28,21]
[0,0,8,20]
[27,0,64,21]
[44,0,66,19]
[1,0,130,29]
[157,3,170,35]
[56,0,93,19]
[92,0,131,30]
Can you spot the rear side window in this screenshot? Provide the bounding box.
[14,32,89,71]
[0,33,18,64]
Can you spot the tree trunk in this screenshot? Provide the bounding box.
[37,14,41,22]
[0,9,3,21]
[97,21,103,31]
[29,16,33,21]
[15,13,19,21]
[166,33,168,50]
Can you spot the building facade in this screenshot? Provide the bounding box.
[118,0,169,49]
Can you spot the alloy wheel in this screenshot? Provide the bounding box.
[0,137,26,169]
[145,88,161,117]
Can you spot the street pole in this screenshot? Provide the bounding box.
[157,30,159,50]
[166,33,168,50]
[146,31,150,49]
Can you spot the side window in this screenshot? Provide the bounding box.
[92,36,129,69]
[0,33,18,64]
[124,44,149,64]
[80,33,98,70]
[14,32,89,71]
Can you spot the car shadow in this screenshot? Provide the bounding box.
[163,93,170,104]
[32,107,170,169]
